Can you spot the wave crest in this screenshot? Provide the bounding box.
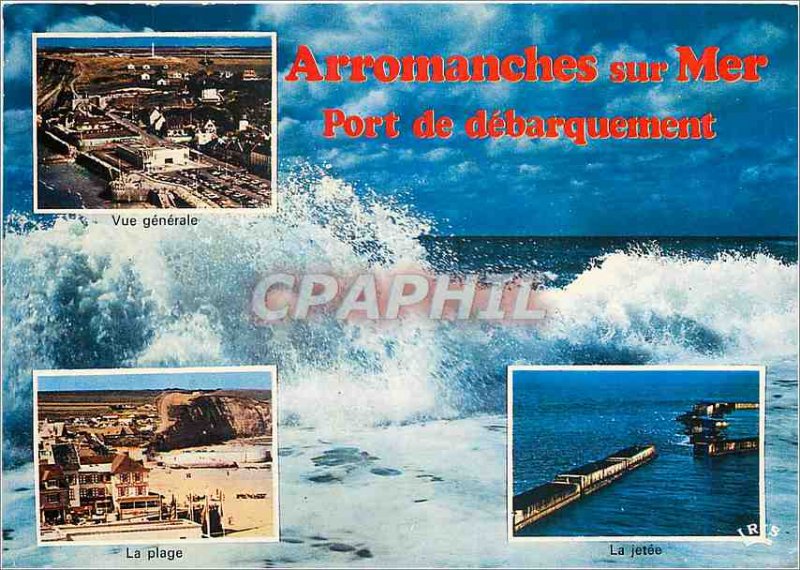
[2,169,797,461]
[540,247,798,362]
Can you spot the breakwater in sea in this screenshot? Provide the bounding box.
[513,444,656,533]
[677,400,760,456]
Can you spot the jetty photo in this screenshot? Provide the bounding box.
[34,32,276,212]
[508,366,764,539]
[33,366,278,544]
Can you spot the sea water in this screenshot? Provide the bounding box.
[2,169,797,567]
[512,370,761,538]
[36,145,107,210]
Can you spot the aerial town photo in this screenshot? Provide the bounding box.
[34,33,276,212]
[34,367,278,544]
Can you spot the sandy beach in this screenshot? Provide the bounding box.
[148,459,275,538]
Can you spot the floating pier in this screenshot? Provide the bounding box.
[694,437,759,457]
[679,401,759,420]
[512,444,656,533]
[677,401,759,455]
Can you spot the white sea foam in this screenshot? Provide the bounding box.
[539,247,799,362]
[3,170,798,435]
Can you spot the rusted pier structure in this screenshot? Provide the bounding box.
[679,401,759,420]
[677,401,759,455]
[512,444,656,534]
[694,437,759,457]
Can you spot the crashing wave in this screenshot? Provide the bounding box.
[2,167,798,464]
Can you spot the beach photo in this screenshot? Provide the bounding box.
[33,366,278,544]
[34,32,276,213]
[508,365,764,541]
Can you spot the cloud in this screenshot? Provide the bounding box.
[731,21,789,51]
[4,15,152,81]
[704,19,791,52]
[48,16,145,33]
[2,109,32,136]
[451,4,498,28]
[279,4,502,55]
[448,160,479,180]
[487,136,534,156]
[605,85,681,115]
[3,33,29,80]
[395,148,417,161]
[342,5,389,37]
[592,42,650,68]
[279,74,333,107]
[278,116,301,136]
[303,29,374,52]
[436,5,502,52]
[320,146,389,169]
[740,163,796,185]
[342,88,393,115]
[421,148,455,162]
[518,164,542,176]
[250,5,298,27]
[528,14,548,44]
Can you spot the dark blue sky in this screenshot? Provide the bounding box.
[3,3,797,236]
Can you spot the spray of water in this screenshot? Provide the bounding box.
[3,166,798,466]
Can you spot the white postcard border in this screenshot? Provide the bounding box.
[506,364,767,544]
[31,31,278,215]
[32,364,280,546]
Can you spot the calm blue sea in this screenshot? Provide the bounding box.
[512,369,761,537]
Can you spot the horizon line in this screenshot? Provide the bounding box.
[420,234,798,239]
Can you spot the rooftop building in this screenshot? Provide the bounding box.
[39,464,70,525]
[200,88,222,103]
[117,142,190,172]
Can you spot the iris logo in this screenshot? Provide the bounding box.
[737,522,780,546]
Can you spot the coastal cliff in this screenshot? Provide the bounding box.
[37,57,78,112]
[155,392,271,450]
